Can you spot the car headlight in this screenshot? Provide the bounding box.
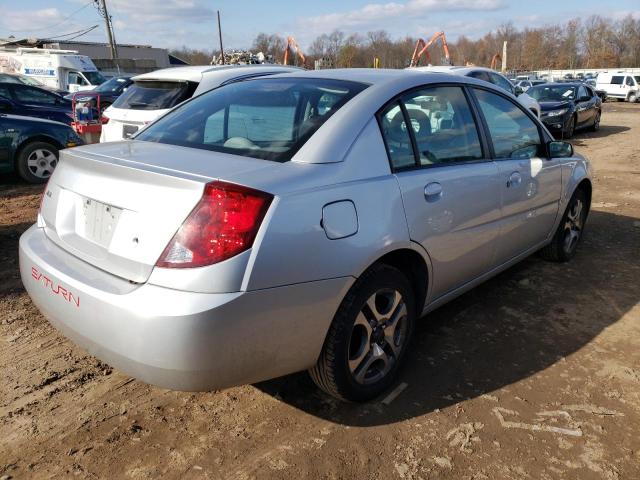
[546,108,568,117]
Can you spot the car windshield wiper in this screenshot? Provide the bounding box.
[128,101,151,107]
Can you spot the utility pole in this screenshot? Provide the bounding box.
[94,0,119,68]
[217,11,225,65]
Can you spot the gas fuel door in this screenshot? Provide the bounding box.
[322,200,358,240]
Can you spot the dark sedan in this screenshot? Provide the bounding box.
[64,74,133,113]
[0,82,73,125]
[0,114,84,183]
[527,82,602,138]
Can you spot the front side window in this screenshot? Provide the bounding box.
[400,86,483,166]
[488,72,515,95]
[474,88,542,160]
[137,78,367,162]
[12,85,58,105]
[625,76,634,87]
[68,72,87,86]
[578,85,589,99]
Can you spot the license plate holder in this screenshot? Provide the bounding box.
[123,124,139,138]
[82,198,122,247]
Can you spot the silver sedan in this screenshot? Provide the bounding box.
[19,69,591,402]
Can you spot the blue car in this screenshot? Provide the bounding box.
[64,75,133,113]
[0,114,83,183]
[0,82,73,125]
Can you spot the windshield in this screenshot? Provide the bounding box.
[527,85,576,102]
[95,76,129,93]
[112,80,197,110]
[83,71,106,85]
[136,77,368,162]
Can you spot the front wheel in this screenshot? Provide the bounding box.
[309,264,416,402]
[628,93,638,103]
[16,141,59,184]
[539,188,588,262]
[590,110,601,131]
[564,115,576,138]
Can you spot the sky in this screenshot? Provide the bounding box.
[1,0,639,51]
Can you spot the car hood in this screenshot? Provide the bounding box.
[2,113,69,127]
[539,100,573,111]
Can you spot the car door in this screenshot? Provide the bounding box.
[471,87,562,265]
[576,85,594,126]
[379,85,502,300]
[0,114,11,166]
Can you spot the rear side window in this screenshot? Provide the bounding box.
[136,78,367,162]
[379,101,414,169]
[611,76,624,85]
[112,80,197,110]
[473,88,542,159]
[12,85,59,105]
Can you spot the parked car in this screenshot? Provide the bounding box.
[586,79,607,102]
[0,114,83,183]
[63,74,133,114]
[595,72,640,102]
[100,65,301,142]
[0,82,73,124]
[412,66,541,117]
[527,82,602,138]
[515,79,546,91]
[0,72,67,94]
[20,69,592,402]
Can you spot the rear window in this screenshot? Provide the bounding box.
[610,76,624,85]
[112,80,197,110]
[136,77,368,162]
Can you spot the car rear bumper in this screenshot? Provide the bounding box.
[19,224,351,391]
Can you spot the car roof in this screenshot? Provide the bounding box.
[267,67,459,86]
[132,64,302,82]
[538,82,582,87]
[410,65,505,76]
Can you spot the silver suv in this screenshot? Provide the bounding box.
[20,69,591,401]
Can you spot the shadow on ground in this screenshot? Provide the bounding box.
[255,210,640,426]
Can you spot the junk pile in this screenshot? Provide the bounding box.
[211,50,275,65]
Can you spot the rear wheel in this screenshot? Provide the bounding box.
[309,264,416,402]
[539,188,588,262]
[16,141,59,184]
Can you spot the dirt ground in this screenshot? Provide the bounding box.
[1,102,639,480]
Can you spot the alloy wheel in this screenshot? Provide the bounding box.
[348,289,408,385]
[27,148,57,179]
[563,197,584,254]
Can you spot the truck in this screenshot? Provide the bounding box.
[595,72,640,103]
[0,47,106,93]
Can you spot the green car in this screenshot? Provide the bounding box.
[0,114,84,183]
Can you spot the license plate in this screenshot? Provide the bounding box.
[82,198,122,247]
[122,124,139,138]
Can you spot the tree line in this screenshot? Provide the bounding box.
[171,14,640,70]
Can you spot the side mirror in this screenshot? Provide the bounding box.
[0,97,12,112]
[548,140,573,158]
[514,85,524,96]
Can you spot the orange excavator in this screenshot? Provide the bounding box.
[283,36,306,66]
[409,31,452,67]
[490,53,502,70]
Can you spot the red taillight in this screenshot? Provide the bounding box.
[156,181,273,268]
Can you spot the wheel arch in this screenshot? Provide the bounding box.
[366,246,431,315]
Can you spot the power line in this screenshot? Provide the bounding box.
[8,2,93,34]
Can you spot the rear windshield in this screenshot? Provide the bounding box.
[610,76,624,85]
[135,77,368,162]
[112,80,197,110]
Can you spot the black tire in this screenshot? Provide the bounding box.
[563,115,576,139]
[589,110,601,132]
[15,141,59,184]
[539,188,588,262]
[309,264,416,402]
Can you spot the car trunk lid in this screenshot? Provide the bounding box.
[40,141,275,283]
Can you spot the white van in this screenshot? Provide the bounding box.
[596,72,640,102]
[0,48,105,93]
[100,64,301,143]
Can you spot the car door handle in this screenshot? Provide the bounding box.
[506,172,522,188]
[424,182,443,202]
